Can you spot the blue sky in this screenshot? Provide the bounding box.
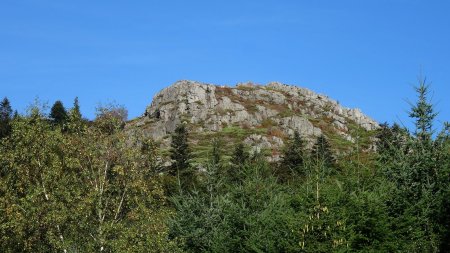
[1,0,449,131]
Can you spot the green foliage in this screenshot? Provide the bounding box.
[0,97,12,138]
[376,81,448,252]
[232,143,248,167]
[66,97,86,134]
[311,134,336,170]
[221,143,249,184]
[409,77,437,142]
[69,97,82,122]
[50,100,68,126]
[170,124,190,173]
[1,81,449,252]
[0,105,180,252]
[169,124,196,192]
[210,138,221,166]
[170,161,299,252]
[278,131,306,180]
[95,102,128,134]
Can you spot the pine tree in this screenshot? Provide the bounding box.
[225,143,249,183]
[381,79,443,251]
[211,138,221,166]
[70,97,82,120]
[232,143,248,167]
[67,97,85,133]
[170,124,190,173]
[311,134,335,168]
[280,131,305,176]
[435,122,450,252]
[409,77,437,142]
[50,100,68,125]
[169,124,194,191]
[0,97,12,138]
[377,123,409,157]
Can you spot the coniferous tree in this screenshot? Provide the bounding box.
[409,77,437,142]
[50,100,68,125]
[0,97,12,138]
[279,131,305,177]
[311,134,335,168]
[225,143,249,183]
[70,97,82,120]
[170,124,190,173]
[435,123,450,252]
[376,123,411,181]
[169,123,194,191]
[211,138,221,167]
[377,123,409,153]
[381,78,443,252]
[67,97,85,133]
[232,143,248,167]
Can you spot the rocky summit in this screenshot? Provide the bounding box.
[127,80,379,160]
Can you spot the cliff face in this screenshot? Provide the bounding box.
[127,80,378,159]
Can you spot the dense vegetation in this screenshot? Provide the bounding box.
[0,81,449,252]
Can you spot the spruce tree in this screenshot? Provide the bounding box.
[211,138,221,166]
[169,124,193,190]
[50,100,68,125]
[280,131,305,175]
[232,143,248,167]
[381,79,443,251]
[311,134,335,168]
[409,77,437,142]
[70,97,82,120]
[376,122,394,153]
[67,97,85,133]
[225,143,249,183]
[170,124,190,173]
[0,97,12,138]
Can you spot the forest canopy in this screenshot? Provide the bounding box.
[0,81,449,252]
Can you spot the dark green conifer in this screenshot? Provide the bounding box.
[66,97,85,133]
[0,97,12,138]
[170,123,192,172]
[381,79,445,251]
[169,123,195,191]
[50,100,68,125]
[311,134,335,168]
[225,142,249,183]
[408,77,437,142]
[70,97,82,120]
[376,123,410,166]
[211,138,221,166]
[280,131,305,175]
[232,143,248,167]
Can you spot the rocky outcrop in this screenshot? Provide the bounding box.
[128,80,379,152]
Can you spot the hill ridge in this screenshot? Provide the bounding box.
[127,80,378,158]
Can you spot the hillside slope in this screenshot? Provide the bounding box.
[126,80,379,160]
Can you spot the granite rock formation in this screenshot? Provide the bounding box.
[127,80,379,158]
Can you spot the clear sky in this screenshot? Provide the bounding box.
[1,0,449,131]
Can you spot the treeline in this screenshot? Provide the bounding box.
[0,81,449,252]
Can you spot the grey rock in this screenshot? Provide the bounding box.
[127,80,379,155]
[277,116,322,137]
